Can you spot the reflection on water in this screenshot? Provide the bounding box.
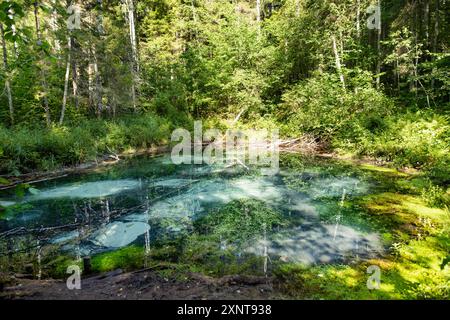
[0,153,384,277]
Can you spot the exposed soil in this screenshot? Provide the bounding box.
[0,270,278,300]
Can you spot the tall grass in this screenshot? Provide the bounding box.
[0,114,174,175]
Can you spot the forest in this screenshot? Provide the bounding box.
[0,0,449,301]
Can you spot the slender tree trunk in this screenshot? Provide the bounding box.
[11,24,18,58]
[431,0,439,90]
[0,23,14,125]
[332,35,346,90]
[34,1,51,126]
[72,45,79,110]
[256,0,261,34]
[356,0,361,39]
[376,0,382,90]
[424,0,430,48]
[88,56,95,108]
[125,0,139,112]
[93,48,102,118]
[50,0,60,51]
[59,37,71,125]
[95,1,104,118]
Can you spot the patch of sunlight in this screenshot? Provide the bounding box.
[331,267,361,287]
[379,282,396,293]
[400,197,448,223]
[359,163,408,177]
[27,179,141,200]
[361,192,449,226]
[398,238,448,271]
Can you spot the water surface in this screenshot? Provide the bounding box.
[0,153,386,277]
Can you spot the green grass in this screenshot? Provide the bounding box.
[0,113,175,176]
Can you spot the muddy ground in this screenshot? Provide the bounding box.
[0,269,278,300]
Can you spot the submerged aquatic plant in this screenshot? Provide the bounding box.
[194,199,284,246]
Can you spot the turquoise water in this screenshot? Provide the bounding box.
[0,153,385,276]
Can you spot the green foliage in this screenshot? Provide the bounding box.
[334,111,450,181]
[0,114,174,175]
[279,74,394,139]
[421,181,449,208]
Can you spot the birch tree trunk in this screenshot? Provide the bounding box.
[88,55,95,108]
[431,0,439,90]
[59,36,71,125]
[424,0,430,47]
[356,0,361,39]
[72,40,79,110]
[376,0,382,90]
[50,0,60,51]
[0,23,14,125]
[256,0,261,34]
[34,1,51,126]
[125,0,139,112]
[332,35,346,90]
[11,24,18,58]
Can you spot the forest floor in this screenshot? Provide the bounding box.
[0,269,277,300]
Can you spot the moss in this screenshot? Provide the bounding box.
[45,255,82,279]
[274,248,449,300]
[357,192,449,235]
[359,163,409,177]
[91,245,145,273]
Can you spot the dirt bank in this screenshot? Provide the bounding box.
[0,270,278,300]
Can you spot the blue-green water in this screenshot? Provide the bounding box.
[0,153,385,277]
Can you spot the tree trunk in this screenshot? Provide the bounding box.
[376,0,382,90]
[11,24,18,58]
[256,0,261,34]
[88,57,95,108]
[356,0,361,39]
[332,35,346,91]
[59,37,71,125]
[125,0,139,112]
[424,0,430,48]
[50,0,60,51]
[0,23,14,125]
[72,41,79,110]
[431,0,439,90]
[34,1,51,126]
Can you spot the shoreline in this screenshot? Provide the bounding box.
[0,143,417,191]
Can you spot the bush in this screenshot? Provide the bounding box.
[279,74,394,140]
